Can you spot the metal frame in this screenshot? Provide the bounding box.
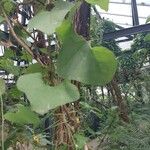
[131,0,139,26]
[103,23,150,41]
[100,0,150,42]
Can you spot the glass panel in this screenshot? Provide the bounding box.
[110,0,150,5]
[137,5,150,18]
[100,14,132,26]
[137,0,150,4]
[96,0,150,27]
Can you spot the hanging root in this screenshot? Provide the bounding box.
[54,104,80,150]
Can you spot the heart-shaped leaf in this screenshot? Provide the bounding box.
[85,0,109,11]
[17,73,80,115]
[56,21,117,85]
[28,0,74,35]
[4,104,40,126]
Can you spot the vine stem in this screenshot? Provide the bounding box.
[1,95,4,150]
[2,8,45,67]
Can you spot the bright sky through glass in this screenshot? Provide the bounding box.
[96,0,150,28]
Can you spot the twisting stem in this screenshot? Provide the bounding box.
[2,9,45,67]
[15,20,37,42]
[1,95,4,150]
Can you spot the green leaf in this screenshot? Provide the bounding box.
[8,86,23,99]
[144,34,150,42]
[17,73,80,115]
[74,133,88,149]
[23,63,44,74]
[0,58,20,76]
[0,78,5,96]
[80,101,102,116]
[0,16,4,24]
[4,104,40,126]
[3,0,14,13]
[40,48,48,54]
[85,0,109,11]
[14,26,28,39]
[28,0,74,35]
[3,48,15,58]
[56,21,117,85]
[21,50,32,62]
[58,145,68,150]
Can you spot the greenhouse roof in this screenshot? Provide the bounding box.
[96,0,150,28]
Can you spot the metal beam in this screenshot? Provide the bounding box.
[93,7,134,41]
[131,0,139,26]
[103,23,150,41]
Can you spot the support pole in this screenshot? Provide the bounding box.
[131,0,139,26]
